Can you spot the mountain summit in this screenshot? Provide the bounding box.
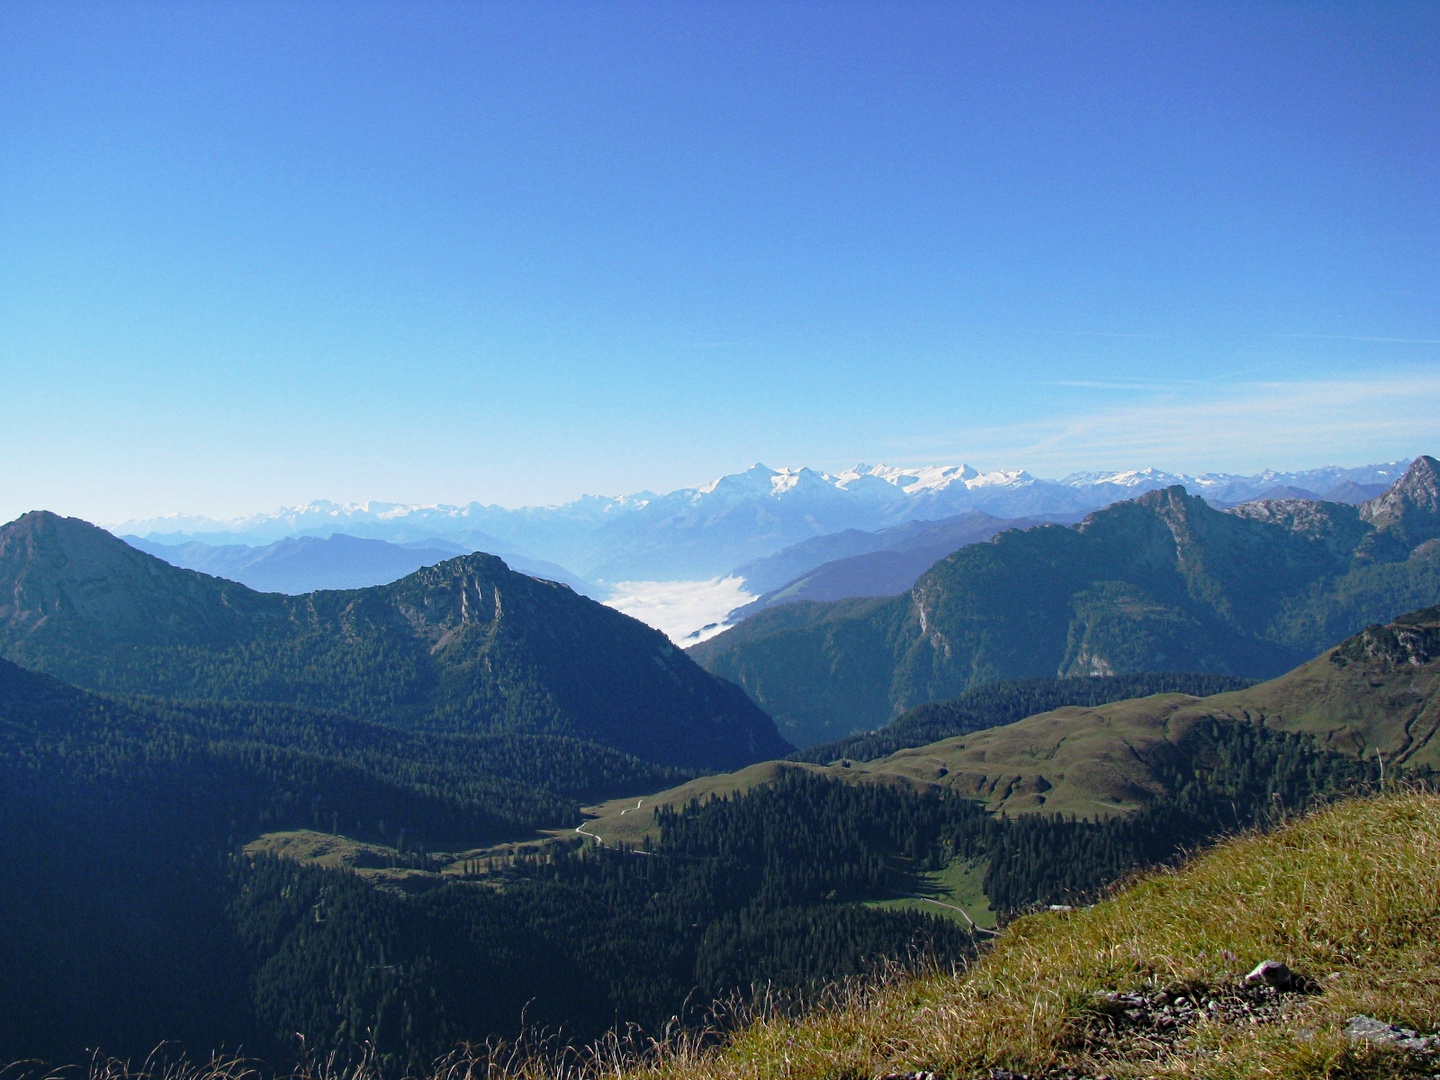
[1360,454,1440,547]
[0,512,789,769]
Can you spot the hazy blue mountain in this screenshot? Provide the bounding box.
[726,511,1080,621]
[1321,480,1389,504]
[122,532,604,598]
[112,460,1412,583]
[691,457,1440,749]
[731,512,1014,595]
[0,512,788,769]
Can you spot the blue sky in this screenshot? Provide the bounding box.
[2,1,1437,522]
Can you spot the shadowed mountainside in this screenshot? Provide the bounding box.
[0,511,789,769]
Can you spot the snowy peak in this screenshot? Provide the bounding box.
[695,464,839,503]
[1062,467,1188,489]
[838,463,981,493]
[104,456,1425,584]
[837,462,1058,495]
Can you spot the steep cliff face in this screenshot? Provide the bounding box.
[1360,454,1440,549]
[694,462,1440,749]
[0,513,789,769]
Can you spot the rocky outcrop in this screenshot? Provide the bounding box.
[1359,455,1440,552]
[1329,607,1440,670]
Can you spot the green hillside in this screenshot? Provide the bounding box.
[839,604,1440,817]
[795,671,1258,765]
[693,456,1440,748]
[613,790,1440,1080]
[0,511,789,769]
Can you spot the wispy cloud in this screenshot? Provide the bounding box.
[1046,379,1170,392]
[890,374,1440,474]
[1270,333,1440,345]
[1021,329,1170,339]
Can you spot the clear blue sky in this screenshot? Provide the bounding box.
[2,1,1437,523]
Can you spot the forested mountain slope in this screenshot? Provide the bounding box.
[0,511,788,768]
[0,655,693,1063]
[0,656,686,845]
[693,456,1440,747]
[0,657,965,1066]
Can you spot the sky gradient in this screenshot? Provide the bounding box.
[2,1,1437,523]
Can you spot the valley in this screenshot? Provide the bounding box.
[2,460,1439,1076]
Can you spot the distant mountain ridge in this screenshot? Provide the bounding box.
[692,456,1440,748]
[112,459,1411,582]
[0,512,788,769]
[124,533,603,598]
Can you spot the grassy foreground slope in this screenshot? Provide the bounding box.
[646,791,1440,1080]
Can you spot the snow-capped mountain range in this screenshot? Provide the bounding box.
[113,460,1412,583]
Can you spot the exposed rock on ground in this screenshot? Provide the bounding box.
[1344,1014,1440,1054]
[881,974,1327,1080]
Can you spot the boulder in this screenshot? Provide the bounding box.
[1243,959,1292,989]
[1344,1015,1440,1054]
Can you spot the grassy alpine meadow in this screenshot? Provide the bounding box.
[687,788,1440,1080]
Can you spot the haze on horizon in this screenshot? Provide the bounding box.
[2,2,1437,525]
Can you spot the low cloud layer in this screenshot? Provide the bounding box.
[604,577,755,644]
